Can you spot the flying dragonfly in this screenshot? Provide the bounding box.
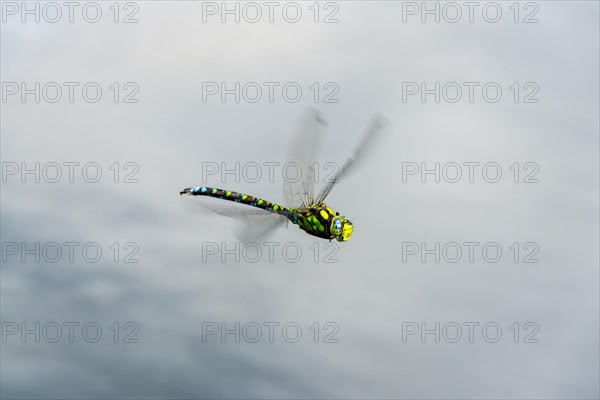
[180,110,387,242]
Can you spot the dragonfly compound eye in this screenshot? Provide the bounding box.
[331,217,343,235]
[331,216,352,242]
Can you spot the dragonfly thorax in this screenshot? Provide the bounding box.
[291,203,353,242]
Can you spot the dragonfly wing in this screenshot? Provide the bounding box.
[316,114,388,204]
[181,196,287,242]
[234,215,287,243]
[284,108,327,208]
[181,195,276,218]
[182,196,288,243]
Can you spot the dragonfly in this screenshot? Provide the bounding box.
[180,110,387,242]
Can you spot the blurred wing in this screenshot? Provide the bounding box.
[181,196,287,242]
[316,114,388,204]
[284,109,327,208]
[234,215,287,243]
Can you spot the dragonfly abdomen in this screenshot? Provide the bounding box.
[180,186,290,215]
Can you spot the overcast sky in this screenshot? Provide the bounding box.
[1,1,599,398]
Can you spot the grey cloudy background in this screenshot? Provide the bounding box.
[1,1,599,399]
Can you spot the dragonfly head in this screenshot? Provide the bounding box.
[331,213,353,242]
